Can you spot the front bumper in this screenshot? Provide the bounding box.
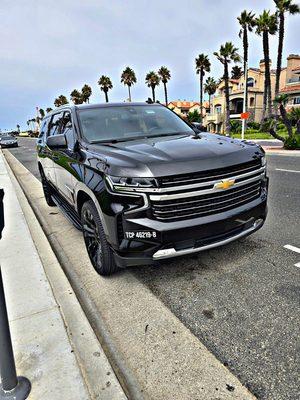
[112,195,268,268]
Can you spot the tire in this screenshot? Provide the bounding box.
[40,168,56,207]
[81,200,119,276]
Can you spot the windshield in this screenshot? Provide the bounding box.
[78,105,193,143]
[1,136,15,140]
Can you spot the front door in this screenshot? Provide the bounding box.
[53,111,77,205]
[45,112,64,185]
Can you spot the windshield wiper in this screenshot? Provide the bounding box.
[91,137,140,144]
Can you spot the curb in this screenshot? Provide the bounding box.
[2,152,127,400]
[3,149,256,400]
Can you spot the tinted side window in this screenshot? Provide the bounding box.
[39,117,50,138]
[48,113,64,136]
[61,111,75,149]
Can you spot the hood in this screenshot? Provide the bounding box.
[85,133,263,178]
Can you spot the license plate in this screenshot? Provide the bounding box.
[125,231,157,240]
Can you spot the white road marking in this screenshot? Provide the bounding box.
[284,245,300,268]
[276,168,300,173]
[284,244,300,254]
[276,168,300,174]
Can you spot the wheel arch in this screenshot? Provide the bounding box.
[74,184,108,235]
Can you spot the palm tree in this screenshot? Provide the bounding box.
[237,10,256,74]
[255,11,278,120]
[290,107,300,134]
[214,42,241,135]
[237,10,256,126]
[46,107,53,113]
[158,66,171,105]
[54,95,68,108]
[98,75,113,103]
[39,108,45,118]
[231,66,243,79]
[81,84,92,103]
[121,67,137,102]
[274,1,300,97]
[145,71,160,102]
[269,94,292,140]
[16,124,20,133]
[195,54,211,118]
[70,89,83,104]
[204,77,218,113]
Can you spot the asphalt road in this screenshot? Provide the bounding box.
[6,137,300,400]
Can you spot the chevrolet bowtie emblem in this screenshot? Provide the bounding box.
[214,179,235,190]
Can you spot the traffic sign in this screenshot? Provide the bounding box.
[241,112,250,120]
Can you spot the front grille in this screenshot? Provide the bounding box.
[150,160,264,222]
[158,159,261,188]
[151,181,261,221]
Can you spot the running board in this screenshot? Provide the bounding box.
[51,193,82,231]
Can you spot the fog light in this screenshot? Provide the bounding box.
[254,218,263,228]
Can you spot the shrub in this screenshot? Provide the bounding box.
[247,121,260,130]
[187,110,202,123]
[230,120,242,133]
[284,135,300,150]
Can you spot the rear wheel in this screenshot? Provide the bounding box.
[40,167,56,207]
[81,200,119,276]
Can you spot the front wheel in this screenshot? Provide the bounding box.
[81,200,119,276]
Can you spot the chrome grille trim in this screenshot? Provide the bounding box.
[152,192,260,221]
[149,173,264,201]
[152,180,260,208]
[152,187,260,215]
[160,163,262,186]
[112,166,265,194]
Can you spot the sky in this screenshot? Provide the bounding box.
[0,0,299,131]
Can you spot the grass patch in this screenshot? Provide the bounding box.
[232,129,289,140]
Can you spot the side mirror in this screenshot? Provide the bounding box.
[46,134,67,149]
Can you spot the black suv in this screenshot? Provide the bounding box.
[37,103,268,275]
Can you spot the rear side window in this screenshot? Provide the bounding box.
[48,113,64,136]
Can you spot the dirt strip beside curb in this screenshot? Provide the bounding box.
[3,149,256,400]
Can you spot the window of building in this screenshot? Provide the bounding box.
[250,97,255,107]
[247,77,255,87]
[293,96,300,105]
[215,105,222,114]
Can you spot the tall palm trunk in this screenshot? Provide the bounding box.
[243,28,249,112]
[163,82,168,105]
[208,94,211,114]
[261,31,271,121]
[200,70,204,119]
[224,60,231,135]
[275,12,284,96]
[128,85,131,102]
[151,86,155,102]
[264,31,272,118]
[105,91,109,103]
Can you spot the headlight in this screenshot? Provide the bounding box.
[261,156,266,167]
[107,176,157,191]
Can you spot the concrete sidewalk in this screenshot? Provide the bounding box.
[0,152,126,400]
